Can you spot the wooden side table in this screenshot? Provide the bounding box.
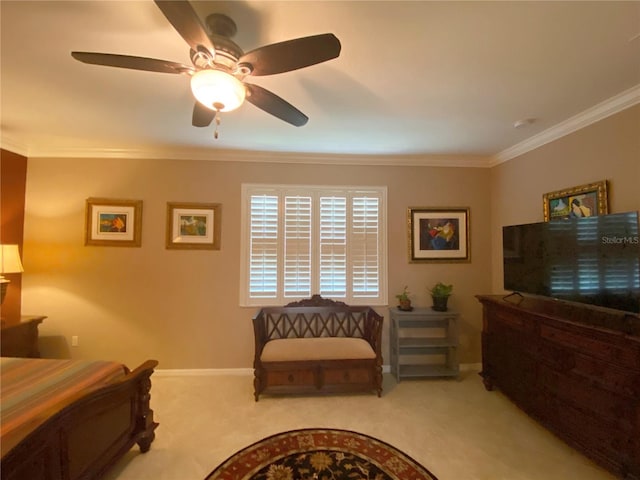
[1,315,46,357]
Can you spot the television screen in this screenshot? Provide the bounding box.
[503,211,640,313]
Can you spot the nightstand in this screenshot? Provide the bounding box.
[1,315,46,357]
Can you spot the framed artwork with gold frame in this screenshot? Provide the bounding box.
[166,202,221,250]
[85,198,143,247]
[543,180,608,221]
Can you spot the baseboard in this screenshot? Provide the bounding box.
[155,363,481,377]
[460,362,482,372]
[154,368,254,377]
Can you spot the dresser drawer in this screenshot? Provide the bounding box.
[488,306,538,334]
[538,365,637,427]
[572,352,640,398]
[540,323,639,368]
[544,396,633,461]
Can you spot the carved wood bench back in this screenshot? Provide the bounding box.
[253,295,382,343]
[261,309,370,340]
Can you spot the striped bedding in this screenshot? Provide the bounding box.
[0,357,126,456]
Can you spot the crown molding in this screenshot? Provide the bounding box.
[492,83,640,166]
[1,140,493,168]
[0,135,28,156]
[4,85,637,167]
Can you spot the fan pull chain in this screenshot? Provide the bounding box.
[213,110,221,139]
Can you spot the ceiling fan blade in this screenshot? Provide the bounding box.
[71,52,194,75]
[192,101,216,127]
[154,0,215,57]
[238,34,341,76]
[245,83,308,127]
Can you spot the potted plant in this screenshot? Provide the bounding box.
[395,286,413,311]
[429,282,453,311]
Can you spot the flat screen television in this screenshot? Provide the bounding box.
[503,211,640,313]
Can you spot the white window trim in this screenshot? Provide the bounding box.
[240,183,388,307]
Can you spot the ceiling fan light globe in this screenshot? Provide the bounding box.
[190,69,246,112]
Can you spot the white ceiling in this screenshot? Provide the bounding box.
[1,1,639,165]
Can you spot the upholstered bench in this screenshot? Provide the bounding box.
[252,295,383,400]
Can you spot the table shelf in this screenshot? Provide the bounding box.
[390,308,459,381]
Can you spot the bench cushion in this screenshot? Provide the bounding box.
[260,337,376,362]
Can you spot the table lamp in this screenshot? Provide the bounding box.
[0,244,24,305]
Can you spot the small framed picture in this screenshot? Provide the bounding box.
[408,207,470,262]
[543,180,608,221]
[85,198,143,247]
[166,202,221,250]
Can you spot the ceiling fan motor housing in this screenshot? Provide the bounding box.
[205,14,245,72]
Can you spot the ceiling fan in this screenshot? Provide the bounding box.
[71,0,341,136]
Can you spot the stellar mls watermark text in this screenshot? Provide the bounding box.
[601,235,639,245]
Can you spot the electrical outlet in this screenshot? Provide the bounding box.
[71,335,79,347]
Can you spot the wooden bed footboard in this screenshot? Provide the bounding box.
[1,359,159,480]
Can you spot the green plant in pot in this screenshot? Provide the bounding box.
[395,286,413,311]
[429,282,453,311]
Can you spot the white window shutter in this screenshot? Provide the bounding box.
[351,196,380,297]
[284,196,312,298]
[249,195,278,298]
[319,196,347,297]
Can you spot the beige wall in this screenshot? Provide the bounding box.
[490,104,640,292]
[22,158,492,368]
[21,105,639,370]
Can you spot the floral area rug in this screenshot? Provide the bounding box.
[205,428,438,480]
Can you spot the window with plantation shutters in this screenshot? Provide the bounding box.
[241,184,387,306]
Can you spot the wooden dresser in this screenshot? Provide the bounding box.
[1,315,46,358]
[476,295,640,480]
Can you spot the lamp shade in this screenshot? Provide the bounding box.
[0,244,24,274]
[190,69,246,112]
